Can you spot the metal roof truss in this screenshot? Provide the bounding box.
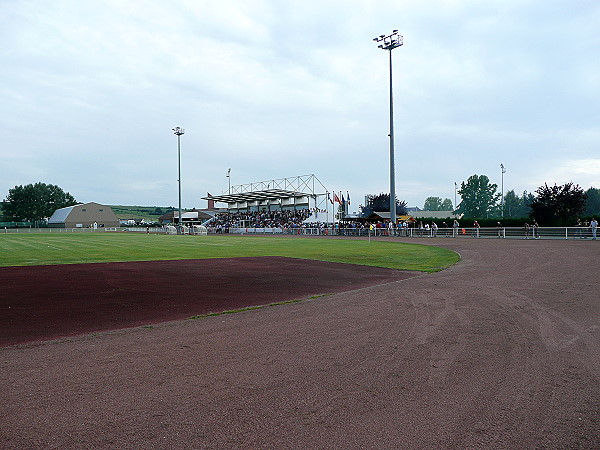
[204,189,309,204]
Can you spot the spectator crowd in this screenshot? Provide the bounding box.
[212,209,312,231]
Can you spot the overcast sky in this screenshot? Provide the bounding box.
[2,0,599,212]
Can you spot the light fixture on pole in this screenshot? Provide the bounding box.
[226,168,231,195]
[374,30,403,225]
[500,163,506,218]
[172,127,185,232]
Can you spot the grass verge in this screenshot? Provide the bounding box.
[0,233,459,272]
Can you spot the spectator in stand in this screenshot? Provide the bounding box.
[212,209,311,229]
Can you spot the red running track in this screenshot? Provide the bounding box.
[0,256,417,346]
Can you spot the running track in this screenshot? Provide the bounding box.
[1,238,598,448]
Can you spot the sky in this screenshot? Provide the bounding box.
[1,0,599,213]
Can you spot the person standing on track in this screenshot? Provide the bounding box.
[473,220,480,238]
[532,220,539,239]
[591,218,598,240]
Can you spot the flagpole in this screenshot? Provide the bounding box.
[333,191,337,232]
[326,191,329,229]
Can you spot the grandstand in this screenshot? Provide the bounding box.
[202,174,330,224]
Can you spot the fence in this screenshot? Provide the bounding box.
[1,226,597,240]
[206,226,597,240]
[1,227,152,234]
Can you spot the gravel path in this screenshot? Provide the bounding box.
[1,238,598,448]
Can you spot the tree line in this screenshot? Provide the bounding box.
[3,179,600,227]
[360,175,599,226]
[1,183,77,222]
[448,174,598,226]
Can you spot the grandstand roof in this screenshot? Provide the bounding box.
[202,189,310,204]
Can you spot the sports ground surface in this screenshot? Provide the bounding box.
[0,256,419,346]
[1,237,599,448]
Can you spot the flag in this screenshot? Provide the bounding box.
[346,191,351,205]
[328,193,334,204]
[341,194,345,205]
[333,193,341,204]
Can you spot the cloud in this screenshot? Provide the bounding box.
[534,159,600,190]
[1,0,599,209]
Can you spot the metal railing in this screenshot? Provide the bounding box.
[205,226,598,240]
[1,226,597,240]
[1,227,154,234]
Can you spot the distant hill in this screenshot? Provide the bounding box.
[110,205,175,221]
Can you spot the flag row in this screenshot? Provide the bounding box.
[328,191,351,206]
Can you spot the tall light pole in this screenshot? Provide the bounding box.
[454,182,458,217]
[173,127,185,231]
[500,163,506,218]
[374,30,403,225]
[226,168,231,194]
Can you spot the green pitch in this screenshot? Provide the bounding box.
[0,233,459,272]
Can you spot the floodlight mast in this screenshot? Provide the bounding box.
[173,127,185,232]
[374,30,403,225]
[500,163,506,218]
[454,182,458,218]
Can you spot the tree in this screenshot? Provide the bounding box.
[423,197,453,211]
[456,175,501,218]
[584,187,600,215]
[2,183,77,222]
[529,182,586,226]
[502,189,533,218]
[360,193,407,216]
[441,198,453,210]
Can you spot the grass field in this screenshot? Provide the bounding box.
[0,234,460,272]
[109,205,172,221]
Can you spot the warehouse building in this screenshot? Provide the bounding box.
[48,202,120,228]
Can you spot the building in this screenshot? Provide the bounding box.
[361,212,416,224]
[158,209,213,226]
[48,202,120,228]
[411,210,457,219]
[202,174,328,214]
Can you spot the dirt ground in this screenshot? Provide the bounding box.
[0,256,416,347]
[1,238,598,448]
